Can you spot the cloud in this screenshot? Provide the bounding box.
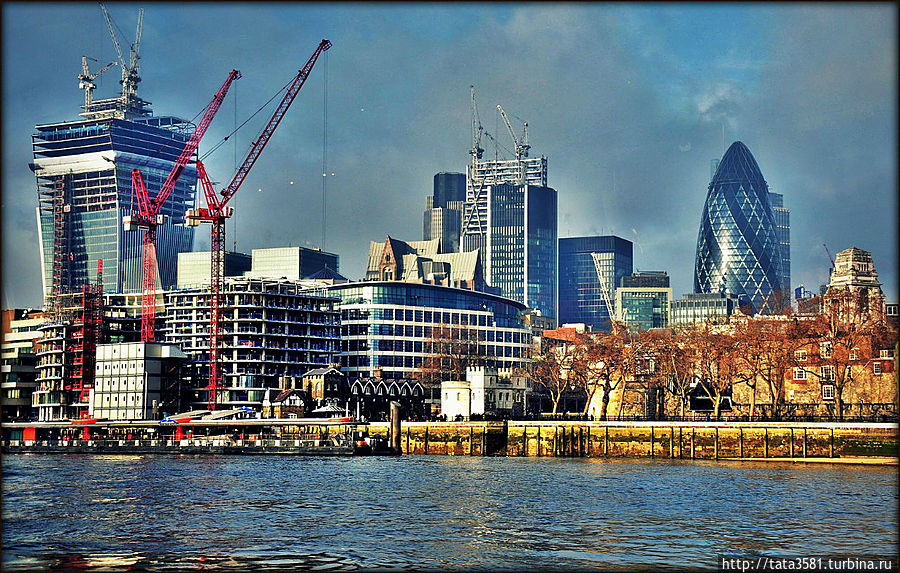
[1,3,896,311]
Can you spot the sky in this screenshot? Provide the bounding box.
[2,2,897,310]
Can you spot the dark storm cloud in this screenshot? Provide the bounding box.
[2,3,896,310]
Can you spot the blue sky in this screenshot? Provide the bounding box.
[2,2,896,309]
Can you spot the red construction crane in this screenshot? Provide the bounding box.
[188,39,331,411]
[124,69,241,343]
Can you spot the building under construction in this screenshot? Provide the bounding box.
[31,6,198,301]
[461,90,557,319]
[163,277,340,411]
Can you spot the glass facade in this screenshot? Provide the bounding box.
[694,141,783,314]
[768,191,791,298]
[33,117,197,298]
[558,236,633,331]
[478,183,557,319]
[326,281,530,380]
[672,292,743,325]
[433,172,466,208]
[615,288,672,331]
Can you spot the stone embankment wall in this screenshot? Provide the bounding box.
[367,421,898,461]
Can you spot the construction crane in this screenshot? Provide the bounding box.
[469,85,484,165]
[496,104,530,160]
[99,3,143,112]
[187,39,331,411]
[78,56,117,111]
[823,243,836,274]
[124,69,241,343]
[590,252,618,328]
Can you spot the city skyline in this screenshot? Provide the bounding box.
[2,3,896,309]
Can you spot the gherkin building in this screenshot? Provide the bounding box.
[694,141,783,314]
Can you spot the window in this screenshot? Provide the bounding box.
[793,368,807,381]
[874,362,882,375]
[880,349,894,359]
[822,384,835,401]
[820,365,835,382]
[794,350,807,362]
[849,349,859,361]
[820,342,832,359]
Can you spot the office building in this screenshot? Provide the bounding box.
[558,236,633,331]
[424,198,463,253]
[1,309,44,421]
[32,115,198,299]
[325,281,531,382]
[176,251,252,288]
[424,173,466,252]
[615,272,672,331]
[247,246,340,281]
[695,141,784,313]
[433,172,467,207]
[769,191,791,300]
[672,292,744,325]
[461,134,557,319]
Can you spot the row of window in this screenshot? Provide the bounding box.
[793,362,885,380]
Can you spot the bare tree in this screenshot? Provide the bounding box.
[531,337,586,415]
[795,295,878,421]
[580,326,632,420]
[415,325,493,389]
[684,323,739,420]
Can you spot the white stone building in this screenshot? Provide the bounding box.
[441,366,529,420]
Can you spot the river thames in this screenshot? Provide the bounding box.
[2,455,897,571]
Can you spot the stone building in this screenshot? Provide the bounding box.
[440,366,529,420]
[823,247,886,324]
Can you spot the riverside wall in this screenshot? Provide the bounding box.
[366,421,898,462]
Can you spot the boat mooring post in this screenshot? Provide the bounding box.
[390,401,402,455]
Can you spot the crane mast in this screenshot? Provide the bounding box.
[99,3,144,115]
[124,69,241,343]
[79,57,117,110]
[187,39,331,411]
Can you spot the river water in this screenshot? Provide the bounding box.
[2,455,897,571]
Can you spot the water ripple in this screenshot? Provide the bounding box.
[2,455,897,571]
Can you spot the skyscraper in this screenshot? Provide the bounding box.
[424,172,466,252]
[31,19,199,302]
[460,118,556,319]
[695,141,783,313]
[768,190,791,298]
[558,236,633,331]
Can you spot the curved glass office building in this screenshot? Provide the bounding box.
[694,141,783,314]
[325,281,531,381]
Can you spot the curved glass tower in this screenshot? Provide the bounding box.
[694,141,783,314]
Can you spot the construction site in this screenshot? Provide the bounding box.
[25,3,335,422]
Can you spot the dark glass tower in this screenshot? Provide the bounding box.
[694,141,783,314]
[558,236,632,331]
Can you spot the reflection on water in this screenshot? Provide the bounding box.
[2,455,897,571]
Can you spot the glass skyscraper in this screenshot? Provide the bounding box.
[32,116,198,299]
[768,191,791,299]
[558,236,633,331]
[694,141,783,314]
[482,183,557,319]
